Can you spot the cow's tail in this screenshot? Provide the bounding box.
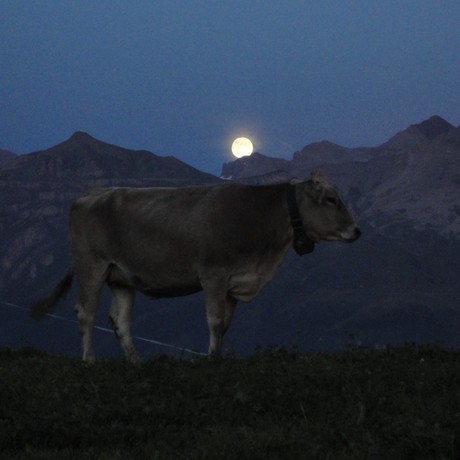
[29,270,74,320]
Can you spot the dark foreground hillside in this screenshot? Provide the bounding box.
[1,346,460,459]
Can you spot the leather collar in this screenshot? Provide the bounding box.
[286,185,315,256]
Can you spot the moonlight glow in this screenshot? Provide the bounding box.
[231,137,253,158]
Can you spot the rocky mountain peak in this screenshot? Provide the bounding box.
[413,115,454,140]
[58,131,120,154]
[379,115,455,153]
[67,131,98,144]
[70,130,92,139]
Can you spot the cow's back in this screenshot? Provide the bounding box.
[69,183,292,298]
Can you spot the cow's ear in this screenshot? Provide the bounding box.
[305,170,327,202]
[311,170,328,187]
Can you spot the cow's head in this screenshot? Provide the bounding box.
[296,170,361,244]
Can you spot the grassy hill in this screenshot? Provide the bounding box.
[1,346,460,459]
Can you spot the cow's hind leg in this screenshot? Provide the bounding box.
[74,289,101,363]
[205,288,237,357]
[108,284,139,364]
[74,264,109,363]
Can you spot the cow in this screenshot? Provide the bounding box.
[30,170,360,363]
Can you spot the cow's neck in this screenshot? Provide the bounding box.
[286,185,315,256]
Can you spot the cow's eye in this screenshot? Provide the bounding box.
[326,196,337,206]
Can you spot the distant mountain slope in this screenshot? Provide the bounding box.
[0,149,16,168]
[341,125,460,239]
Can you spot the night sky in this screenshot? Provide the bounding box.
[1,1,459,174]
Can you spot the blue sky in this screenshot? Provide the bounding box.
[1,1,459,174]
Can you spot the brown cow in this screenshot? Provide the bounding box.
[31,170,360,362]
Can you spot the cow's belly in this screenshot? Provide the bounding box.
[107,263,202,299]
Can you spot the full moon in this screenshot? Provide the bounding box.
[231,137,253,158]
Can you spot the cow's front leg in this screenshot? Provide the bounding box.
[204,289,237,357]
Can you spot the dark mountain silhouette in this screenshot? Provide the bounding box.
[1,131,217,185]
[1,118,460,357]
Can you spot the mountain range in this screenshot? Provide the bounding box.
[1,116,459,357]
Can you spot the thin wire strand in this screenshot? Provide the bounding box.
[0,300,206,357]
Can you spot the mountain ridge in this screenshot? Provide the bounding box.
[222,115,457,180]
[1,131,218,186]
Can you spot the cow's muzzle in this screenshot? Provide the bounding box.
[340,226,361,242]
